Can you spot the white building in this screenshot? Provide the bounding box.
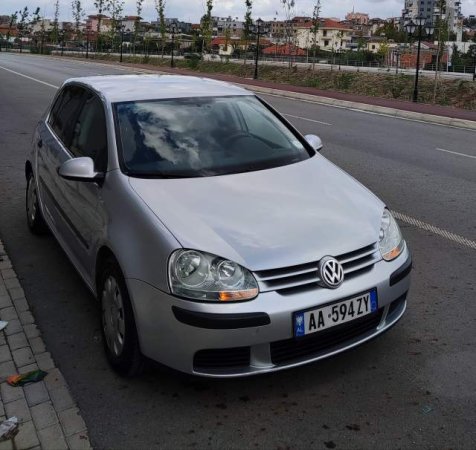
[295,19,352,52]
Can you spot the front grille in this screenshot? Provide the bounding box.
[194,346,250,371]
[254,243,380,293]
[270,308,384,365]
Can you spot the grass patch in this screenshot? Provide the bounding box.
[68,53,476,110]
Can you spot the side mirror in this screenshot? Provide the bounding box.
[58,157,104,183]
[305,134,323,152]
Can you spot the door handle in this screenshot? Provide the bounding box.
[37,139,43,148]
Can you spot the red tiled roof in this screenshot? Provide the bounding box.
[298,18,352,31]
[262,43,305,56]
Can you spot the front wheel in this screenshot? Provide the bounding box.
[26,172,48,234]
[99,259,144,377]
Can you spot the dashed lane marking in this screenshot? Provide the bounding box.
[392,210,476,251]
[435,147,476,160]
[0,64,58,88]
[283,113,332,126]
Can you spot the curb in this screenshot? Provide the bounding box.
[237,84,476,131]
[0,240,91,450]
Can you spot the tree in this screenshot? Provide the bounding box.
[27,7,40,51]
[52,0,60,44]
[433,0,449,102]
[153,0,166,57]
[281,0,296,68]
[310,0,320,70]
[377,40,390,65]
[7,11,18,49]
[17,7,29,52]
[374,23,406,42]
[94,0,108,50]
[107,0,124,51]
[242,0,253,63]
[72,0,85,38]
[201,0,213,56]
[134,0,144,54]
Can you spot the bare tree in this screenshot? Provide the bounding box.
[50,0,59,44]
[72,0,85,39]
[310,0,320,70]
[134,0,144,54]
[153,0,166,58]
[94,0,108,49]
[281,0,296,68]
[108,0,124,50]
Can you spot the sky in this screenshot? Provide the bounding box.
[1,0,475,23]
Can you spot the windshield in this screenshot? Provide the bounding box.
[114,95,312,178]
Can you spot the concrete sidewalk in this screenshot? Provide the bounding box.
[0,240,91,450]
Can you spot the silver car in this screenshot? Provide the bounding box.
[26,75,412,377]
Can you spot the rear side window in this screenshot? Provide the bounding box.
[48,85,85,147]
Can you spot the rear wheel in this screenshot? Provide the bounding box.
[99,258,144,377]
[26,172,48,234]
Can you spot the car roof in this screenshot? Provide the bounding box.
[63,74,252,103]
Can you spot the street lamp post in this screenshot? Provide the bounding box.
[251,18,269,80]
[405,17,434,103]
[170,22,177,68]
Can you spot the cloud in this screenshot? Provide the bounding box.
[1,0,474,23]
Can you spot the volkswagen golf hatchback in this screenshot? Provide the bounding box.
[26,75,412,377]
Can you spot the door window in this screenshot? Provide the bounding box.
[70,92,108,172]
[48,85,85,147]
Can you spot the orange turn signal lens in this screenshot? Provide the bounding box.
[218,288,259,302]
[383,246,402,261]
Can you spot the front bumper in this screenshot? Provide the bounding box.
[127,247,411,377]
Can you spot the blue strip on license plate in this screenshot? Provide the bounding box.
[294,290,378,337]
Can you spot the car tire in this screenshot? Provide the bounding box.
[26,172,48,235]
[99,258,144,377]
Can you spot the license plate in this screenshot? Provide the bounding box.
[294,290,378,337]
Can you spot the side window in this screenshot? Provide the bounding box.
[48,86,85,147]
[70,92,108,172]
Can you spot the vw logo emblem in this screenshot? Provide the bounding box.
[318,256,344,289]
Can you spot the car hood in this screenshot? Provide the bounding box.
[129,156,385,271]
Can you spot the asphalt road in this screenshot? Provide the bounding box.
[0,53,475,450]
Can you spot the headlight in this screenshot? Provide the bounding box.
[379,209,405,261]
[169,250,259,302]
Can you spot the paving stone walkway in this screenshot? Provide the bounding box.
[0,239,91,450]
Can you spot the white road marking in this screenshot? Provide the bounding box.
[435,147,476,160]
[261,92,476,132]
[283,113,332,126]
[392,210,476,251]
[0,65,58,88]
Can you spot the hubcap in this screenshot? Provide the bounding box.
[102,276,126,357]
[27,178,37,223]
